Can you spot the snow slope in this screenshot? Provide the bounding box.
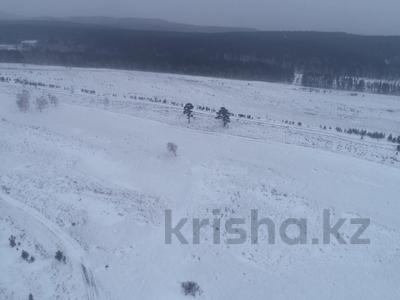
[0,64,399,299]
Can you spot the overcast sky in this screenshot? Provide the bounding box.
[2,0,399,35]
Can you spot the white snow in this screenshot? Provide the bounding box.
[0,63,399,299]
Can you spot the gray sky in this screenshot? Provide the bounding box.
[2,0,399,35]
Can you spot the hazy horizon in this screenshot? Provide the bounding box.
[1,0,400,36]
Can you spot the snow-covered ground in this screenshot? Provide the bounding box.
[0,64,399,299]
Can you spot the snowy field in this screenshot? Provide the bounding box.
[0,63,400,299]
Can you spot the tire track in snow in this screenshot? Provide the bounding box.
[0,192,102,300]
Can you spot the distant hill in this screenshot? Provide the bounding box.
[35,16,257,33]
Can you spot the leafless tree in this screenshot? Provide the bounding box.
[103,97,110,107]
[16,90,30,112]
[48,94,59,107]
[167,142,178,156]
[36,96,49,112]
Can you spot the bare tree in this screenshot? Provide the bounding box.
[103,97,110,107]
[16,90,30,112]
[167,142,178,157]
[36,96,49,112]
[48,94,59,107]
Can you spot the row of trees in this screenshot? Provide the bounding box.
[184,103,231,127]
[344,128,386,140]
[15,88,399,154]
[184,103,399,155]
[302,73,400,95]
[388,134,400,144]
[16,90,59,112]
[334,127,400,152]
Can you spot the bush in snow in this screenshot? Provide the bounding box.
[16,90,30,112]
[21,250,34,262]
[55,250,66,263]
[9,235,16,248]
[29,294,34,300]
[167,143,178,157]
[21,250,35,263]
[397,145,400,152]
[36,96,49,112]
[21,250,29,260]
[1,185,11,194]
[181,281,202,297]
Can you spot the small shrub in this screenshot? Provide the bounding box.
[55,250,66,263]
[21,250,30,261]
[29,294,34,300]
[55,250,63,261]
[397,145,400,152]
[9,235,16,248]
[1,185,11,194]
[181,281,202,297]
[20,250,35,263]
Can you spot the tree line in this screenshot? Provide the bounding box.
[2,22,400,87]
[184,103,231,127]
[302,73,400,95]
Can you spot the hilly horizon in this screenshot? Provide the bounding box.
[2,12,400,36]
[0,11,257,33]
[54,16,258,33]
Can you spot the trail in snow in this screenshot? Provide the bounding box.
[0,192,102,300]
